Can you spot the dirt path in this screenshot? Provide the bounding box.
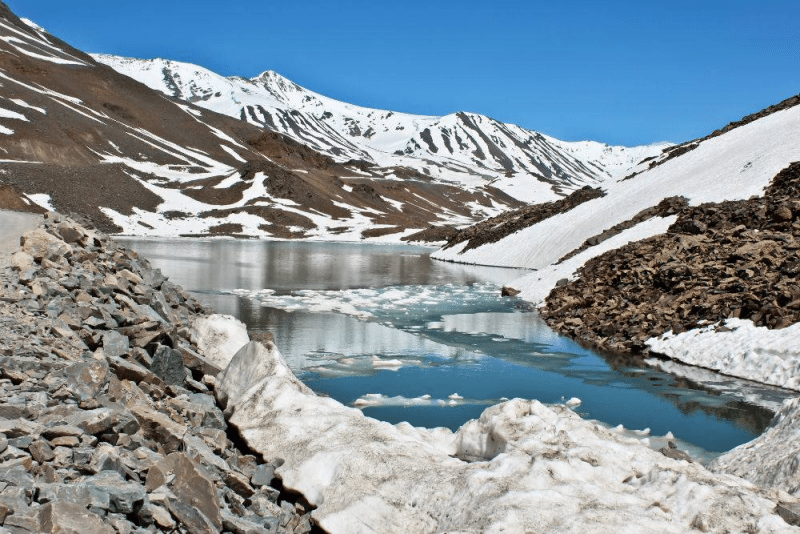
[0,209,43,268]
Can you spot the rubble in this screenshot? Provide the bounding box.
[0,212,313,534]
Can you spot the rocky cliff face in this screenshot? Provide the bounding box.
[0,212,314,533]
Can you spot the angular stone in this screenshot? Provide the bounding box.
[0,419,44,439]
[10,250,34,272]
[63,359,109,402]
[106,356,165,389]
[168,499,219,534]
[102,331,130,359]
[151,345,186,386]
[160,452,222,530]
[49,436,80,448]
[0,496,41,533]
[130,404,186,454]
[251,464,275,487]
[142,503,176,529]
[85,471,146,515]
[28,440,54,463]
[21,228,71,262]
[41,425,84,441]
[39,499,114,534]
[224,470,255,498]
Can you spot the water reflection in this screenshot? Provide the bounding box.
[120,237,794,455]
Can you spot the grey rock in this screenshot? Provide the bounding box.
[36,483,111,511]
[85,471,146,515]
[221,510,273,534]
[8,436,33,450]
[102,331,130,359]
[0,465,34,489]
[41,425,84,441]
[64,359,109,402]
[167,499,218,534]
[161,452,222,530]
[151,345,186,386]
[140,268,166,289]
[129,404,186,454]
[0,419,43,439]
[0,496,41,533]
[250,464,275,488]
[40,499,115,534]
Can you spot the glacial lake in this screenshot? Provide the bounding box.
[119,237,794,459]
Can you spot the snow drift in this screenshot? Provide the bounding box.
[217,340,797,534]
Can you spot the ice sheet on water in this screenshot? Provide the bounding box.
[227,283,507,324]
[352,393,500,408]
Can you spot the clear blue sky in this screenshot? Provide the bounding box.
[7,0,800,146]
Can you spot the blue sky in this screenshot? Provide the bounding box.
[7,1,800,146]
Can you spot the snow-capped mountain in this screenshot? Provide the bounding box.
[93,55,669,203]
[0,4,533,240]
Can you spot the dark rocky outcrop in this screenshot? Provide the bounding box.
[542,162,800,355]
[442,186,606,253]
[0,213,314,533]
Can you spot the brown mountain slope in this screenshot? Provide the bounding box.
[0,3,522,236]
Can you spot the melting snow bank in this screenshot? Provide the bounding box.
[647,318,800,392]
[218,340,798,533]
[710,397,800,496]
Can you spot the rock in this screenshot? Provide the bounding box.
[39,499,115,534]
[130,404,186,454]
[28,440,55,463]
[157,452,222,531]
[141,503,176,529]
[151,345,186,386]
[102,331,129,359]
[41,425,84,441]
[500,286,520,297]
[251,464,275,487]
[10,251,34,272]
[65,407,137,437]
[20,228,71,263]
[776,502,800,526]
[63,360,109,402]
[224,470,255,498]
[85,471,146,515]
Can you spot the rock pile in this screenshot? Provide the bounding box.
[541,162,800,354]
[0,213,312,533]
[442,186,605,253]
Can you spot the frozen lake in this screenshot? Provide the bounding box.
[120,237,794,458]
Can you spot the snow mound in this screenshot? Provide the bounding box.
[647,318,800,392]
[190,314,249,369]
[710,397,800,496]
[219,340,796,533]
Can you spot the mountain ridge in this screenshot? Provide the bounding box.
[93,54,670,202]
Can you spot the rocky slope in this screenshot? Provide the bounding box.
[540,162,800,354]
[0,212,313,533]
[94,55,669,203]
[0,2,525,241]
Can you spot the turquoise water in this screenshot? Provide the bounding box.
[120,237,793,456]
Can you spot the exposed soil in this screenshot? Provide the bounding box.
[0,184,45,213]
[442,186,606,253]
[541,162,800,355]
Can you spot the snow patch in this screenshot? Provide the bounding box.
[647,318,800,391]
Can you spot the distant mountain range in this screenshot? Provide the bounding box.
[0,0,668,240]
[94,55,669,203]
